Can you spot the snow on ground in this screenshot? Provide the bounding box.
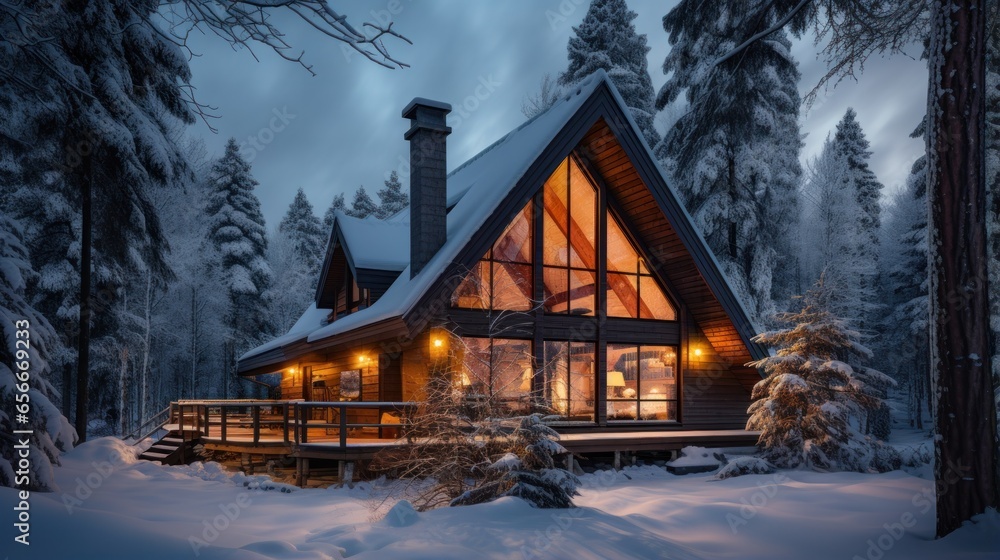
[3,432,998,560]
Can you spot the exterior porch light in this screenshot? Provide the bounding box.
[693,347,703,358]
[429,327,449,362]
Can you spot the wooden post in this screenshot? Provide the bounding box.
[220,407,227,442]
[203,406,210,436]
[252,406,260,443]
[282,403,289,443]
[613,451,621,471]
[339,404,347,448]
[301,404,308,443]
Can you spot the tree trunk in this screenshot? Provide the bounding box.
[927,0,999,537]
[75,155,92,442]
[140,272,151,424]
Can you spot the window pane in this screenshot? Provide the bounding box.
[606,210,638,273]
[451,260,489,309]
[492,262,532,311]
[568,160,597,270]
[567,268,597,316]
[542,341,594,421]
[638,345,677,420]
[606,273,638,318]
[606,343,638,420]
[460,337,491,395]
[494,202,532,264]
[568,342,595,420]
[492,339,532,402]
[542,341,568,416]
[542,266,568,313]
[543,160,569,266]
[639,275,676,320]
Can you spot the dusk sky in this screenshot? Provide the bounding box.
[182,0,928,229]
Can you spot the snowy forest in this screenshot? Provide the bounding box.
[1,0,999,549]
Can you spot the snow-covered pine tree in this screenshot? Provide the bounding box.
[656,2,803,322]
[451,414,580,509]
[323,193,347,231]
[559,0,660,148]
[800,134,870,327]
[345,186,378,219]
[832,108,884,334]
[375,171,408,219]
[279,188,325,274]
[0,0,195,440]
[747,273,900,473]
[879,120,930,430]
[0,214,76,490]
[206,138,273,396]
[265,229,314,335]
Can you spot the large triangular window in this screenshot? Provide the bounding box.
[451,155,676,321]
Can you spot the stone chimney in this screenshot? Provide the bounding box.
[402,97,452,278]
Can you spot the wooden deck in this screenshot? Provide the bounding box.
[157,400,759,483]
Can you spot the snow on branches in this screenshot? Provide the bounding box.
[747,273,900,473]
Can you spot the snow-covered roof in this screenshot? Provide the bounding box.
[240,71,606,365]
[334,211,409,271]
[240,68,764,368]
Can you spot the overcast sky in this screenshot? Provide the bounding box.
[183,0,927,229]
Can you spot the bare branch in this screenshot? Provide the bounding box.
[160,0,411,74]
[715,0,814,68]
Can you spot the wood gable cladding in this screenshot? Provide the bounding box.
[405,81,764,369]
[315,235,347,309]
[576,116,760,367]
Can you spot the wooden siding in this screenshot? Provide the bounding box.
[401,331,431,402]
[681,323,753,429]
[578,117,756,366]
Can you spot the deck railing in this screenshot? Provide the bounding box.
[170,400,418,449]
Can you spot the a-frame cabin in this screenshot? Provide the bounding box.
[174,70,767,477]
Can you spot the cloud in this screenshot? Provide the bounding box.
[182,0,927,227]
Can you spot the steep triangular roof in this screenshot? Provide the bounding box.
[239,70,765,373]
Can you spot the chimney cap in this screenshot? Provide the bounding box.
[402,97,452,119]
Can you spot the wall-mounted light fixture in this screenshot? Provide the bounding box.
[429,327,449,362]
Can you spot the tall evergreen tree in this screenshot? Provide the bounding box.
[345,186,378,219]
[375,171,408,219]
[206,138,273,396]
[833,108,884,332]
[0,214,76,489]
[880,124,930,429]
[323,193,347,231]
[1,0,193,440]
[279,188,325,274]
[800,136,865,323]
[656,2,802,322]
[748,273,899,473]
[559,0,660,148]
